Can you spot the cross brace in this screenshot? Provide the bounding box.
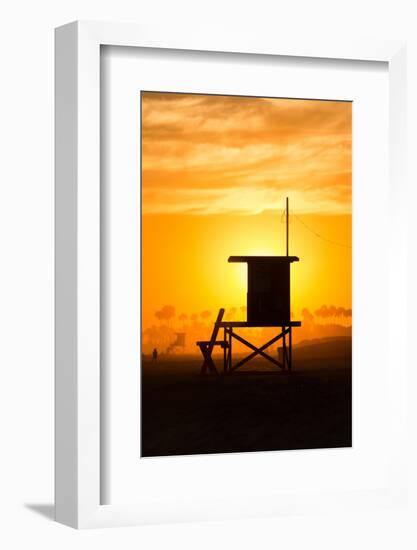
[223,326,293,373]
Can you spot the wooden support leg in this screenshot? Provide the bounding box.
[223,327,227,373]
[228,328,232,372]
[199,344,219,376]
[289,325,292,372]
[282,325,287,370]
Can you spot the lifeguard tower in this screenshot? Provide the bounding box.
[166,332,186,354]
[197,198,301,375]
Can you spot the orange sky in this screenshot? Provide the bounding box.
[141,92,351,333]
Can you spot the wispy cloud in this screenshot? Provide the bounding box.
[142,93,351,215]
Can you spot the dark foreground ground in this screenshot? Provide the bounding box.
[141,337,352,457]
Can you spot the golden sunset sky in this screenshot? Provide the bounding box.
[141,92,351,330]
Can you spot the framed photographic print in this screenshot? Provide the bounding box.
[55,21,407,528]
[139,90,353,458]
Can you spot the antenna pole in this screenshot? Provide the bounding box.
[286,197,289,256]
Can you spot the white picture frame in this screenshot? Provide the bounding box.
[55,21,407,529]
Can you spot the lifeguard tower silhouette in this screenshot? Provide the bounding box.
[197,198,301,375]
[166,332,186,354]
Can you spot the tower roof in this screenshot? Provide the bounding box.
[228,256,299,263]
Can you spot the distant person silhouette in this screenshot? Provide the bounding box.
[152,348,158,362]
